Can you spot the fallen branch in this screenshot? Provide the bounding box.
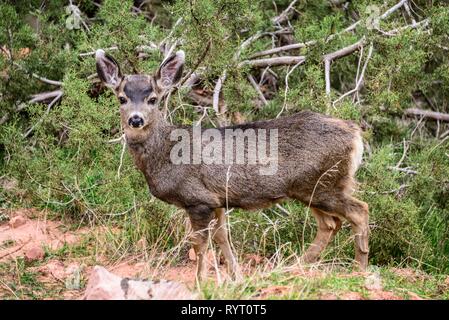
[213,70,227,115]
[404,108,449,122]
[324,39,365,95]
[250,41,315,59]
[333,43,373,106]
[239,56,306,68]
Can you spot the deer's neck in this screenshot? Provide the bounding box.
[125,119,172,179]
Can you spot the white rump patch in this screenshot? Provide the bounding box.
[350,132,364,176]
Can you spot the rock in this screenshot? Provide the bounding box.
[65,263,83,290]
[82,266,197,300]
[9,215,27,228]
[25,245,45,261]
[365,272,383,291]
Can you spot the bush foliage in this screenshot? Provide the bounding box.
[0,0,448,272]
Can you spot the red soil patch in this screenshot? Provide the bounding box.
[0,209,83,262]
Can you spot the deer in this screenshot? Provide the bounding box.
[95,49,369,281]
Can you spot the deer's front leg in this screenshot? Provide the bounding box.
[213,208,242,281]
[187,205,214,282]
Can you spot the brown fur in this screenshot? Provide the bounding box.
[95,49,370,281]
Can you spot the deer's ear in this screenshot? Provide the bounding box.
[155,50,185,90]
[95,49,122,90]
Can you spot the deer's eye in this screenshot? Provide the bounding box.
[148,97,157,105]
[118,97,127,104]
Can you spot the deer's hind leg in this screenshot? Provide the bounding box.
[338,196,369,270]
[301,208,342,264]
[212,208,241,280]
[315,194,369,270]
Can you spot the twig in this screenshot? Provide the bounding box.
[23,91,63,137]
[108,134,125,144]
[324,39,365,95]
[394,139,409,169]
[178,40,211,88]
[388,166,418,175]
[380,184,410,195]
[195,106,210,126]
[272,0,298,25]
[380,0,408,20]
[277,60,304,118]
[239,56,306,68]
[213,70,227,115]
[403,1,417,25]
[13,62,62,86]
[404,108,449,122]
[250,41,315,59]
[116,135,127,179]
[247,74,268,106]
[440,130,449,139]
[79,46,118,57]
[376,18,429,36]
[1,89,63,126]
[333,43,373,106]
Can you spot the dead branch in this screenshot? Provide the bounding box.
[23,90,63,137]
[0,90,63,126]
[252,0,413,60]
[178,40,211,88]
[388,166,418,175]
[403,1,417,25]
[116,135,127,179]
[28,90,64,103]
[239,56,306,68]
[79,46,118,57]
[272,0,298,25]
[324,39,365,95]
[404,108,449,122]
[376,18,429,36]
[213,70,227,115]
[277,60,304,118]
[380,0,408,20]
[333,43,373,106]
[247,74,268,106]
[13,62,62,86]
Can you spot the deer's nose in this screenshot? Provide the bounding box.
[128,114,144,128]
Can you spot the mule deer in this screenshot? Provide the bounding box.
[95,49,369,281]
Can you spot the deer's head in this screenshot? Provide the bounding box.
[95,49,184,141]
